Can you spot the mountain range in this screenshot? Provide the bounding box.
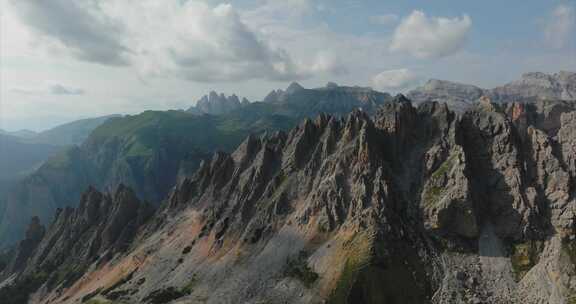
[0,83,392,248]
[0,115,120,182]
[1,95,576,303]
[0,116,119,235]
[0,71,575,304]
[408,71,576,112]
[187,92,250,115]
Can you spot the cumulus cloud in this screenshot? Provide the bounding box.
[9,0,130,65]
[390,10,471,59]
[7,0,336,82]
[128,1,309,82]
[370,14,399,26]
[371,69,421,91]
[544,4,576,49]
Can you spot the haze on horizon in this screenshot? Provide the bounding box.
[1,0,575,131]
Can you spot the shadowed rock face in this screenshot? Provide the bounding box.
[0,185,153,302]
[2,217,46,275]
[1,98,576,304]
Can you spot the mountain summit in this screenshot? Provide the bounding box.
[285,82,305,94]
[187,91,249,115]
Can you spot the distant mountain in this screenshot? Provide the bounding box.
[187,91,249,115]
[407,79,486,112]
[1,115,119,148]
[0,134,60,181]
[0,129,38,139]
[0,83,392,248]
[491,71,576,102]
[263,82,391,116]
[30,115,120,146]
[0,135,60,233]
[408,71,576,110]
[0,115,120,220]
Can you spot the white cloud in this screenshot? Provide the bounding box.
[369,14,399,26]
[122,1,307,82]
[371,69,421,91]
[390,10,472,59]
[9,0,130,65]
[6,0,336,82]
[544,4,575,49]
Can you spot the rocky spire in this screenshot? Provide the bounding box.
[188,91,249,115]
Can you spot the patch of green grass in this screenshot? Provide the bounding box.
[47,263,88,289]
[431,154,456,180]
[510,241,543,281]
[44,147,80,169]
[0,270,49,304]
[284,251,319,288]
[423,154,457,206]
[85,299,109,304]
[328,232,373,304]
[564,240,576,266]
[84,298,127,304]
[143,287,188,304]
[179,274,199,295]
[102,269,136,296]
[328,258,362,304]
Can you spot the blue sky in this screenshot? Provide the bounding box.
[1,0,575,131]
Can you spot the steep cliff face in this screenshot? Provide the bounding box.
[0,185,153,304]
[0,147,100,248]
[2,98,573,304]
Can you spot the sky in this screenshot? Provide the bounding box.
[1,0,575,131]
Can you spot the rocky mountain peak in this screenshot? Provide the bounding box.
[286,82,305,94]
[326,81,339,89]
[0,185,154,292]
[263,89,284,102]
[408,79,486,113]
[1,217,45,276]
[520,71,550,81]
[492,71,576,102]
[188,91,249,115]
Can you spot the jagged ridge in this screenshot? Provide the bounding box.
[2,97,576,304]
